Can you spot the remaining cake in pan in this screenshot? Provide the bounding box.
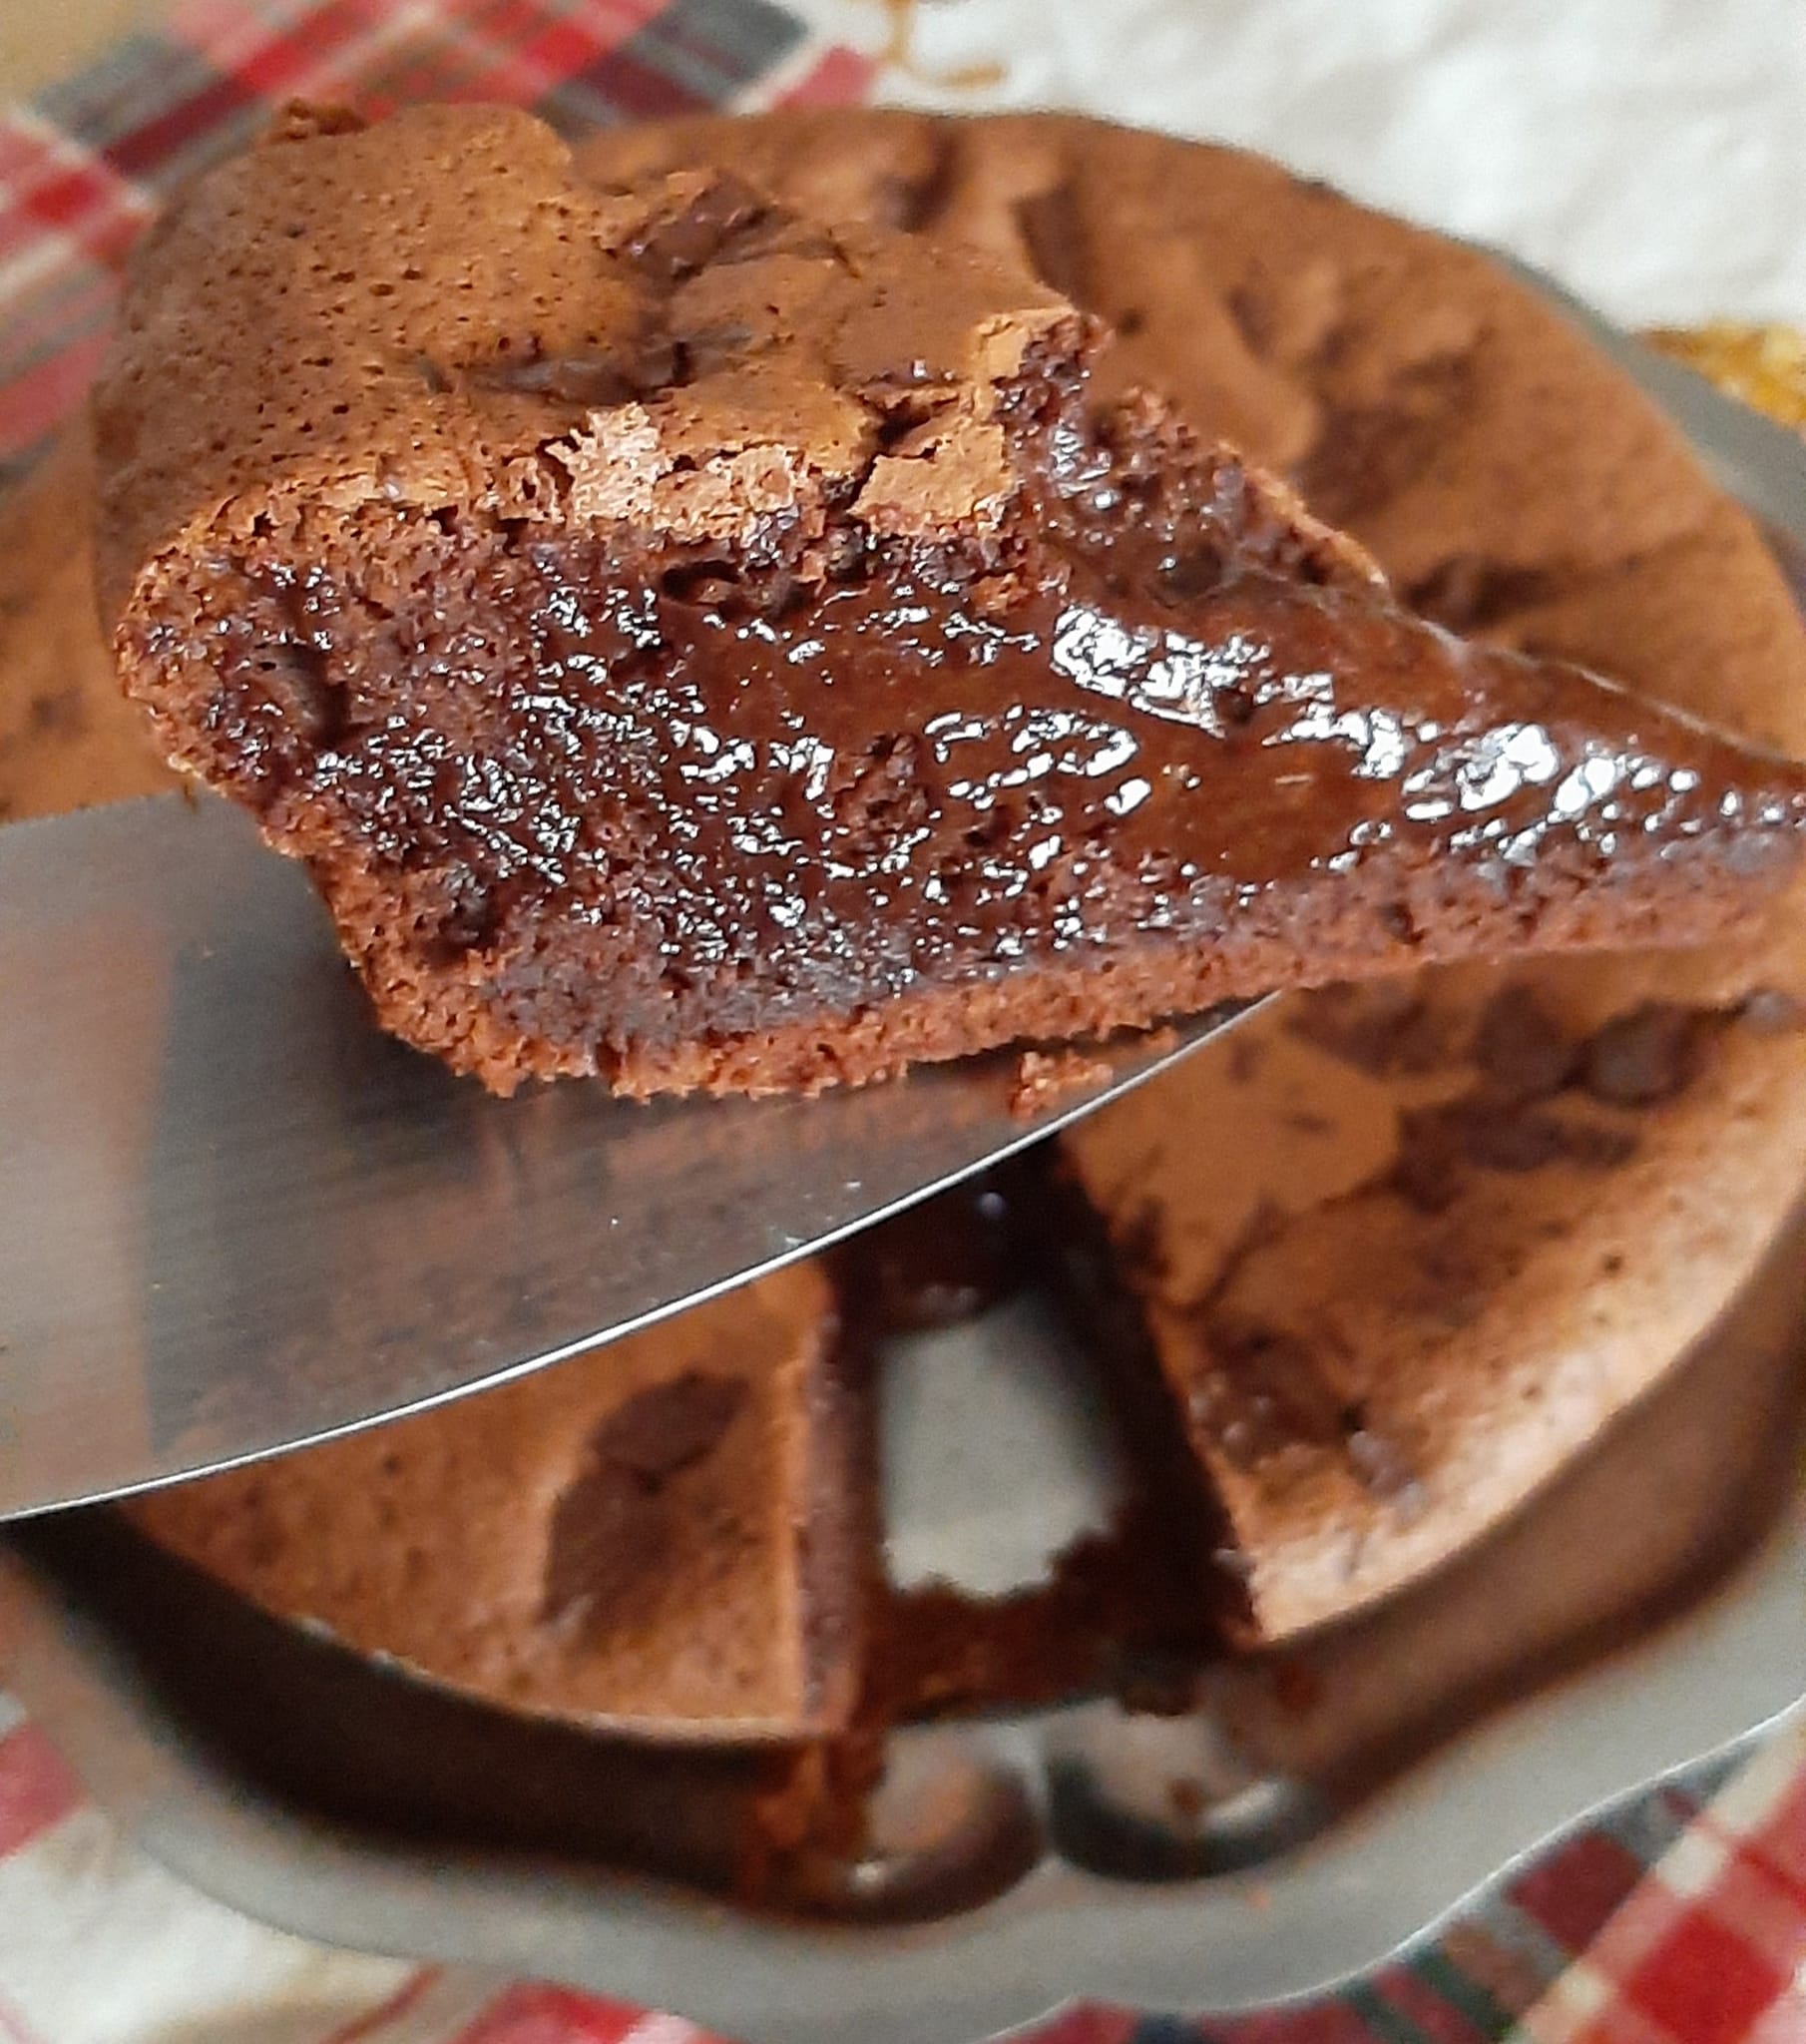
[96,104,1806,1098]
[128,1265,868,1741]
[595,108,1806,1643]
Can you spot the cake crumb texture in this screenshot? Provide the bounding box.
[127,1262,864,1740]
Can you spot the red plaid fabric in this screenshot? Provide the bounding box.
[1501,1726,1806,2044]
[0,0,870,483]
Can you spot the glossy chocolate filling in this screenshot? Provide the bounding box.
[149,397,1806,1081]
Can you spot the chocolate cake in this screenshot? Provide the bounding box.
[589,109,1806,1642]
[14,104,1805,1719]
[95,104,1806,1098]
[127,1264,867,1740]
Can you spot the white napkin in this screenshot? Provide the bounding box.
[794,0,1806,326]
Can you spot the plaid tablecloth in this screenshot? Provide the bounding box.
[1,3,1803,2040]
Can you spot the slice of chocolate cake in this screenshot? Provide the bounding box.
[96,104,1806,1097]
[126,1264,868,1741]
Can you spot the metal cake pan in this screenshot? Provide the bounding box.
[4,1178,1802,2044]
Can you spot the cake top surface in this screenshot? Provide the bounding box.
[94,101,1075,624]
[127,1261,854,1738]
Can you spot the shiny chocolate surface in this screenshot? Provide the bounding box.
[187,412,1806,1057]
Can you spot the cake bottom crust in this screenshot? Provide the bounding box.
[321,834,1776,1096]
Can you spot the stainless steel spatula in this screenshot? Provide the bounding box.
[3,273,1802,1520]
[0,787,1250,1517]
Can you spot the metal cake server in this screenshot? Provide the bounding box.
[0,789,1250,1518]
[4,269,1804,1520]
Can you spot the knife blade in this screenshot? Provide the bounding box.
[0,788,1250,1516]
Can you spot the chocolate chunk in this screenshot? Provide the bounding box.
[623,170,773,283]
[878,131,960,235]
[540,1371,748,1637]
[1458,1105,1572,1174]
[1012,183,1090,307]
[1393,1090,1637,1210]
[1390,1102,1471,1214]
[1225,282,1278,359]
[590,1369,749,1483]
[1290,983,1454,1077]
[1471,984,1580,1102]
[1580,1003,1713,1107]
[26,688,84,737]
[1296,350,1477,524]
[1406,555,1563,634]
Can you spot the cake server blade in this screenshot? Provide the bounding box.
[0,788,1251,1518]
[8,279,1805,1520]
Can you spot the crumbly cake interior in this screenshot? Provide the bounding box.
[101,108,1806,1097]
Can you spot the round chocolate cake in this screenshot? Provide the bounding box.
[4,107,1802,1686]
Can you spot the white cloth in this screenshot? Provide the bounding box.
[794,0,1806,326]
